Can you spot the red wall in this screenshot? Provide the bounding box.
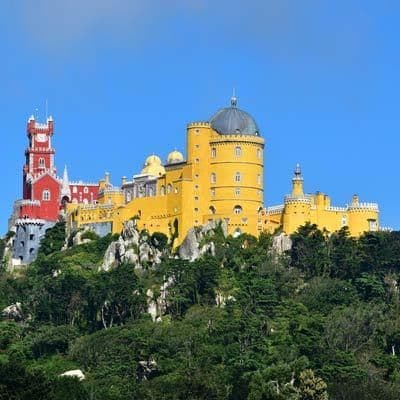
[69,184,99,204]
[31,175,60,221]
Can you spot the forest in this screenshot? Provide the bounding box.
[0,221,400,400]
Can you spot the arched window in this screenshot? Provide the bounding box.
[235,172,241,182]
[257,148,262,159]
[160,185,166,196]
[210,188,215,197]
[233,205,242,215]
[257,174,261,185]
[42,190,50,201]
[73,186,77,193]
[210,173,216,184]
[174,187,178,194]
[167,184,172,194]
[209,205,216,214]
[83,186,89,194]
[126,192,132,202]
[211,148,216,158]
[235,146,242,157]
[38,158,45,168]
[235,187,241,196]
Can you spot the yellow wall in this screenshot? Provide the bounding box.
[67,121,265,244]
[67,114,378,242]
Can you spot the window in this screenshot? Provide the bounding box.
[211,148,216,158]
[195,144,199,149]
[235,172,241,182]
[210,173,216,184]
[341,215,347,226]
[368,219,377,231]
[194,196,199,201]
[29,234,35,241]
[210,188,215,197]
[42,190,50,201]
[84,186,89,194]
[126,192,132,202]
[257,174,261,185]
[234,205,243,215]
[258,189,262,197]
[174,187,178,194]
[167,184,172,194]
[209,205,216,214]
[160,185,166,195]
[83,199,88,204]
[195,129,200,134]
[235,146,242,157]
[235,187,241,196]
[195,174,199,179]
[195,158,200,163]
[38,158,45,168]
[194,208,199,212]
[195,185,199,189]
[73,186,77,194]
[257,148,262,159]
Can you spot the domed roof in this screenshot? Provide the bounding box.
[144,155,162,166]
[167,150,184,164]
[141,154,165,177]
[209,96,260,136]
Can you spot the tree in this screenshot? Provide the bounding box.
[298,369,328,400]
[290,224,329,278]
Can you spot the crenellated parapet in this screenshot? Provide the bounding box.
[187,121,210,128]
[348,202,379,212]
[27,115,54,136]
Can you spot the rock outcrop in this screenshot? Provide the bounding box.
[179,219,227,262]
[2,302,24,321]
[60,369,85,381]
[100,220,162,271]
[272,232,292,254]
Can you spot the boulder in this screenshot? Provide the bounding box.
[2,302,24,321]
[60,369,85,381]
[272,232,292,254]
[179,219,227,261]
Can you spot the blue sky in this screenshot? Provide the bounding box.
[1,0,399,232]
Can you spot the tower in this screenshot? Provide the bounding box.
[10,115,60,265]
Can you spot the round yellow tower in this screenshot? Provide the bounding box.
[282,164,312,233]
[206,96,264,237]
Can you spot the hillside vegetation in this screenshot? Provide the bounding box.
[1,222,400,399]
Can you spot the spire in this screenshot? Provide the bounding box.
[294,163,303,180]
[291,163,304,197]
[61,165,71,200]
[231,88,237,107]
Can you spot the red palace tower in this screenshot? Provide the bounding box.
[9,115,100,264]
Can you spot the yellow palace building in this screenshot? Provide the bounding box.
[67,96,379,242]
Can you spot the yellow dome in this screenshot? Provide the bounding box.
[141,154,165,176]
[167,150,184,164]
[144,154,162,166]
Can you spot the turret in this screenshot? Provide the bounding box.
[291,163,304,197]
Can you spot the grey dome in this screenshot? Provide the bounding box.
[209,97,260,136]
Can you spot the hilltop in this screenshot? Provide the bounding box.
[0,221,400,399]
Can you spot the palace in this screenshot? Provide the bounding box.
[9,96,379,264]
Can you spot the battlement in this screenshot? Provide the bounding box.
[70,180,98,186]
[15,218,47,226]
[284,195,312,204]
[348,202,379,212]
[16,199,41,207]
[326,206,348,212]
[27,116,54,135]
[187,121,210,128]
[264,205,284,215]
